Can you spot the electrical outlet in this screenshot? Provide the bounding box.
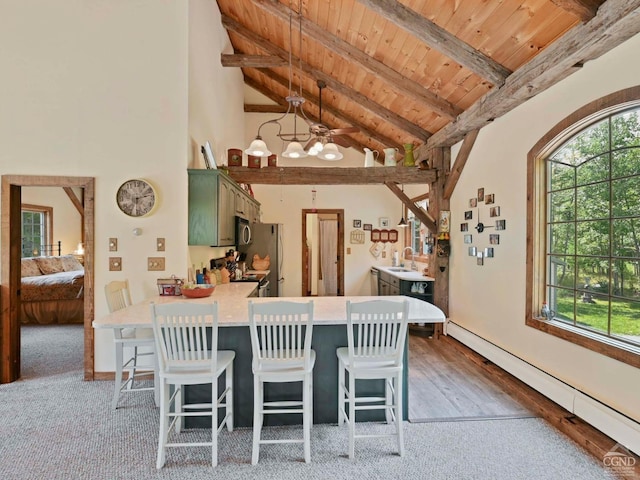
[148,257,165,271]
[156,237,165,251]
[382,251,387,258]
[109,238,118,252]
[109,257,122,271]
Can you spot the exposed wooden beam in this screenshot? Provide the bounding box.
[384,181,437,232]
[550,0,603,21]
[245,0,461,120]
[226,166,436,185]
[221,14,432,141]
[443,129,480,200]
[62,187,84,217]
[416,0,640,154]
[244,104,289,113]
[356,0,512,86]
[429,147,450,317]
[248,68,403,150]
[220,54,288,68]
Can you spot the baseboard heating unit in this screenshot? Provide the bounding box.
[447,321,640,455]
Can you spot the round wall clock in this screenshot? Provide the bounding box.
[461,190,504,265]
[116,179,157,217]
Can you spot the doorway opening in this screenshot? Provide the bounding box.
[1,175,95,384]
[301,209,344,296]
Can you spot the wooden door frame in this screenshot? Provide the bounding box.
[301,209,344,296]
[1,175,95,383]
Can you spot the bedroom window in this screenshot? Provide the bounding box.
[527,87,640,368]
[21,204,52,257]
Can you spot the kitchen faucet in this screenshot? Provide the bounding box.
[403,246,417,271]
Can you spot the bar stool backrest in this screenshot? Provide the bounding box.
[248,301,314,374]
[346,299,409,369]
[150,302,218,374]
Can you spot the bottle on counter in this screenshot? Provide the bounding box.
[203,267,211,285]
[195,269,204,284]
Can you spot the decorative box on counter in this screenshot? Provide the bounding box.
[157,277,184,296]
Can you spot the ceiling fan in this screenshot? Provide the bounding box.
[305,80,359,155]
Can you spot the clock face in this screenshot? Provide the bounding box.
[116,179,156,217]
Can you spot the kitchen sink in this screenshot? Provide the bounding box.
[387,268,410,272]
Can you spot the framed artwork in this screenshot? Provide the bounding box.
[353,219,362,228]
[477,188,485,202]
[371,229,381,242]
[363,223,372,231]
[485,247,494,258]
[380,230,390,242]
[490,206,501,217]
[461,223,468,232]
[490,234,500,245]
[464,234,473,244]
[388,229,398,242]
[469,198,477,208]
[496,219,506,230]
[464,210,472,220]
[379,217,389,228]
[485,193,495,205]
[468,246,477,256]
[201,141,217,169]
[439,210,451,232]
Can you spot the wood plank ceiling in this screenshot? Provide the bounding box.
[217,0,640,165]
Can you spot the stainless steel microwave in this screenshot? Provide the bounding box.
[236,216,252,246]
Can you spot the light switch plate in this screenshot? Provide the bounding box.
[109,257,122,271]
[148,257,165,271]
[156,237,165,251]
[109,238,118,252]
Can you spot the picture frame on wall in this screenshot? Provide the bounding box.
[379,217,389,228]
[353,219,362,228]
[201,141,217,170]
[363,223,372,231]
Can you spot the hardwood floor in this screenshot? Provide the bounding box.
[408,333,533,422]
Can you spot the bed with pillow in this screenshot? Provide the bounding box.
[20,255,84,324]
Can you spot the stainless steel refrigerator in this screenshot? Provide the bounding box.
[240,223,283,297]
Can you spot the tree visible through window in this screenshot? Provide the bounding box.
[527,89,640,367]
[21,205,52,257]
[546,107,640,347]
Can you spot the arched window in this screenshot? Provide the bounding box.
[527,86,640,368]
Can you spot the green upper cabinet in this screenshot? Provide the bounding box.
[188,169,260,246]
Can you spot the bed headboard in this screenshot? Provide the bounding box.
[22,240,62,257]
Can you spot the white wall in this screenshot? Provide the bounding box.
[449,33,640,423]
[187,0,247,268]
[0,0,247,373]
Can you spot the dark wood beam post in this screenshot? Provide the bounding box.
[429,147,450,324]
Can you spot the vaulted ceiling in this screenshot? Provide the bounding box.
[217,0,640,164]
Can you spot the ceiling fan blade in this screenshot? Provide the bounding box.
[332,135,352,147]
[330,127,359,135]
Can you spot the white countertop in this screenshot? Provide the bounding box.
[92,282,445,330]
[374,265,435,282]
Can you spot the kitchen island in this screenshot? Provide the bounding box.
[93,284,446,427]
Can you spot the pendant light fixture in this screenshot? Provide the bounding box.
[397,184,408,227]
[244,1,315,159]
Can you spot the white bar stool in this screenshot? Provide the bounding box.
[105,280,158,409]
[150,301,234,468]
[337,299,409,459]
[248,300,315,464]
